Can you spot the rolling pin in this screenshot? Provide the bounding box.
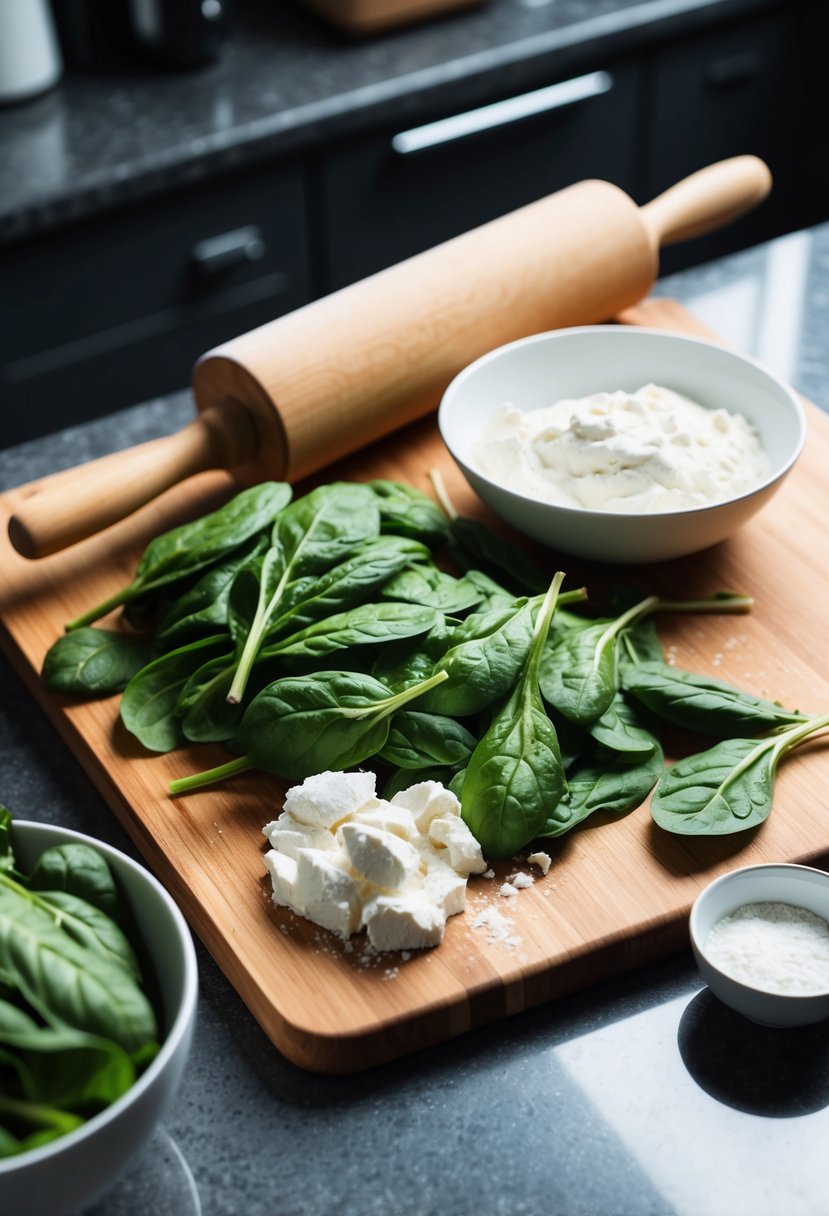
[8,155,771,559]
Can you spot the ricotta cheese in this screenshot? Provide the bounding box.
[262,771,487,952]
[475,384,769,514]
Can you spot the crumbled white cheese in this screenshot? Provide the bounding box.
[427,815,487,875]
[263,812,339,860]
[471,906,517,946]
[338,822,421,890]
[262,850,298,907]
[362,892,446,951]
[511,873,534,890]
[527,851,552,875]
[283,769,376,830]
[421,859,468,917]
[349,802,418,841]
[262,771,488,952]
[500,882,519,898]
[475,384,769,514]
[292,849,363,939]
[390,780,463,833]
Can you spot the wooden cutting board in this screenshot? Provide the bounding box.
[3,300,829,1074]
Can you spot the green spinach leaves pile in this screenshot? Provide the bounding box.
[42,476,823,858]
[0,808,159,1157]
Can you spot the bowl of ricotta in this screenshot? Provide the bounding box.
[689,863,829,1028]
[438,326,805,563]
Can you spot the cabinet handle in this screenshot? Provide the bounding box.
[191,225,266,277]
[705,50,763,89]
[391,70,613,155]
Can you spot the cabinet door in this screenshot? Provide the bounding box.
[321,61,642,290]
[797,0,829,230]
[643,10,805,273]
[0,161,310,446]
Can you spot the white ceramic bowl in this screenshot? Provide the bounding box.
[0,821,198,1216]
[438,326,806,563]
[689,863,829,1028]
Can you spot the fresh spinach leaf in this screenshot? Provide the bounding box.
[371,617,458,692]
[153,532,269,653]
[227,482,381,703]
[540,592,754,727]
[260,536,430,645]
[27,842,120,920]
[262,602,439,661]
[67,481,292,630]
[420,599,536,717]
[369,480,450,547]
[169,669,449,792]
[379,711,477,770]
[448,517,548,595]
[541,740,664,838]
[651,712,829,835]
[178,655,242,744]
[0,877,158,1054]
[461,573,567,858]
[0,808,18,880]
[42,629,154,698]
[381,562,484,614]
[587,693,658,757]
[622,661,807,736]
[120,634,230,752]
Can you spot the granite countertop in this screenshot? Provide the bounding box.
[1,221,828,1216]
[0,0,782,245]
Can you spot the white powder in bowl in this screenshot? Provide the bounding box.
[705,901,829,996]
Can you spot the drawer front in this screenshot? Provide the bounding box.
[0,162,310,445]
[644,11,806,272]
[321,61,642,290]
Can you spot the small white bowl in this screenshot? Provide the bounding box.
[0,821,199,1216]
[689,863,829,1028]
[438,326,805,563]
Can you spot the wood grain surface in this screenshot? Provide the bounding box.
[2,300,829,1074]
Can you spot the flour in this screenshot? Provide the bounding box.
[705,901,829,995]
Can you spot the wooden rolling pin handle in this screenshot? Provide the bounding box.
[8,400,258,560]
[641,155,772,248]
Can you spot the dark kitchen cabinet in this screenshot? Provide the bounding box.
[642,9,806,274]
[319,60,643,290]
[0,160,310,446]
[0,0,817,448]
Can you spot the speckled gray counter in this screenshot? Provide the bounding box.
[0,0,783,244]
[1,224,828,1216]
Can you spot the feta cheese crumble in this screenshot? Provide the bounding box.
[262,773,487,952]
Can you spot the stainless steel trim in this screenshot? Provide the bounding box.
[391,71,613,155]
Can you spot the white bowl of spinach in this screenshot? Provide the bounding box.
[0,813,198,1216]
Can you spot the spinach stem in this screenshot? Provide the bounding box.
[0,870,64,925]
[593,595,659,671]
[595,589,754,674]
[228,559,291,705]
[656,593,754,614]
[66,584,139,632]
[168,755,253,797]
[775,710,829,757]
[526,572,565,685]
[711,711,829,810]
[427,468,458,520]
[339,669,449,721]
[0,1094,85,1132]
